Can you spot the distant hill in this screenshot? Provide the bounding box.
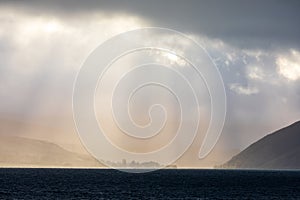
[221,121,300,169]
[0,136,103,167]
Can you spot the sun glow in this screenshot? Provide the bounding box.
[162,52,187,67]
[43,21,62,33]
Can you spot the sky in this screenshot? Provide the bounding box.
[0,0,300,167]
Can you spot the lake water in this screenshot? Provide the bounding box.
[0,168,299,199]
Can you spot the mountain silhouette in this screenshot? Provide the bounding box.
[221,121,300,169]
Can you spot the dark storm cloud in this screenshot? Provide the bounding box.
[2,0,300,49]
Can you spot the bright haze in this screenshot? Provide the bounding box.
[0,0,300,168]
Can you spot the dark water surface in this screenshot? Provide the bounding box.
[0,168,299,199]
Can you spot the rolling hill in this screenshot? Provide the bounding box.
[0,136,103,167]
[221,121,300,169]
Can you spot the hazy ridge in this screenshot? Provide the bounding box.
[0,136,103,167]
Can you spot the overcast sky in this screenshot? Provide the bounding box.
[0,0,300,166]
